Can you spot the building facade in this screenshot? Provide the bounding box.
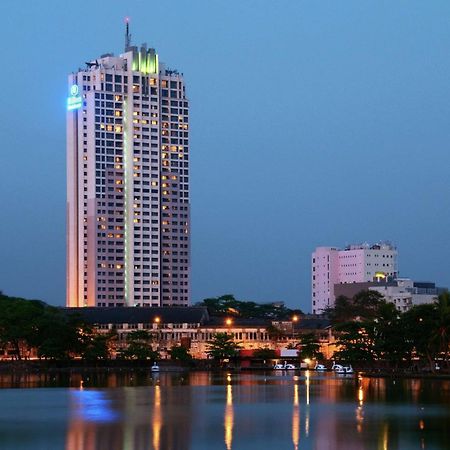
[312,243,398,313]
[67,29,190,308]
[67,308,333,361]
[370,278,446,311]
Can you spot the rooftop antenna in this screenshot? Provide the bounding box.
[124,17,131,50]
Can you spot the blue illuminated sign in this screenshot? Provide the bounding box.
[67,84,82,111]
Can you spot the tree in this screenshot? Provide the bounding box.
[0,295,47,359]
[0,295,86,360]
[81,329,116,361]
[325,291,385,324]
[402,303,444,371]
[352,290,385,320]
[197,295,303,320]
[430,292,450,367]
[199,295,238,316]
[333,321,375,364]
[169,345,192,362]
[324,295,354,323]
[206,333,241,362]
[34,308,87,360]
[252,347,277,360]
[297,333,323,360]
[371,302,411,367]
[120,330,158,360]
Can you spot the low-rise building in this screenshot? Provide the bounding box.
[68,307,333,360]
[333,278,447,312]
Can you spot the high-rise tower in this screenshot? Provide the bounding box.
[67,29,190,307]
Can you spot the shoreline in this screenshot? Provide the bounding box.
[1,361,450,380]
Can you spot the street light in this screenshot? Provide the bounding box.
[292,315,299,340]
[154,316,161,352]
[225,318,233,327]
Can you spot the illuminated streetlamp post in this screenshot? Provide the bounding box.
[292,315,299,340]
[154,316,161,352]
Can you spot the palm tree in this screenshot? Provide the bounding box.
[430,292,450,369]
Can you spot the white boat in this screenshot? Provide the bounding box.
[344,365,354,374]
[331,361,344,372]
[314,363,327,371]
[273,361,297,370]
[151,362,160,372]
[336,365,353,375]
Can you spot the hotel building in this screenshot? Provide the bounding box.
[311,242,398,313]
[67,27,190,308]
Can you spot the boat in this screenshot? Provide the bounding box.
[336,365,353,375]
[151,362,160,372]
[331,361,344,372]
[273,361,297,370]
[314,363,327,371]
[344,365,354,374]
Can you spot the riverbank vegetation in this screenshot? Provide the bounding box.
[2,290,450,373]
[0,294,91,360]
[326,291,450,372]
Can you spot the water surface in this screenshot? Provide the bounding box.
[0,371,449,449]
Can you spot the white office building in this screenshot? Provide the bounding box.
[311,242,398,313]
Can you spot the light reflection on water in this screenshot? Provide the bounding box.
[0,372,450,449]
[225,380,233,450]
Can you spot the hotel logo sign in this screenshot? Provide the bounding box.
[67,84,83,111]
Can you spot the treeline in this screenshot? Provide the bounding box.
[0,294,182,362]
[326,290,450,371]
[197,294,302,320]
[0,294,114,360]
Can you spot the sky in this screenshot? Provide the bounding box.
[0,0,449,312]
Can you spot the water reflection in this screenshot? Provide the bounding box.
[356,375,364,433]
[152,385,161,450]
[1,372,450,450]
[66,390,119,450]
[305,369,310,405]
[381,422,389,450]
[224,380,233,450]
[292,383,299,450]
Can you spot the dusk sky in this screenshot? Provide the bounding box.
[1,0,449,311]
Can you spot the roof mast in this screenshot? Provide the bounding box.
[125,17,131,50]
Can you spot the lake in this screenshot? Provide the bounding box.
[0,371,449,449]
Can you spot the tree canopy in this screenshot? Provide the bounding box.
[197,294,302,320]
[0,294,117,361]
[328,290,450,370]
[0,294,88,360]
[120,330,158,361]
[206,332,241,362]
